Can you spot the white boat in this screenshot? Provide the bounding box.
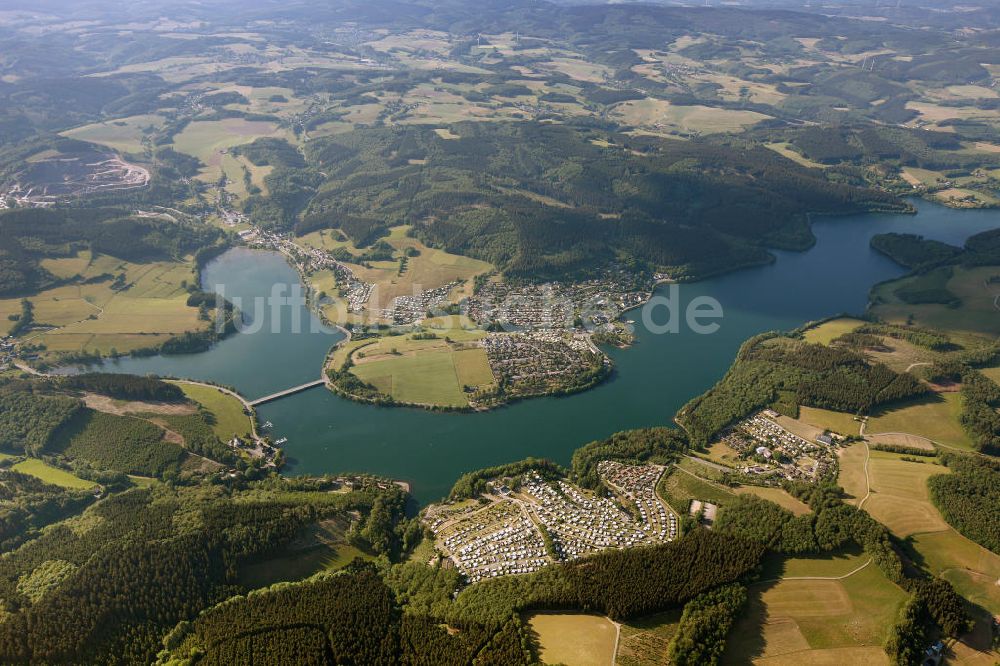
[275,437,288,445]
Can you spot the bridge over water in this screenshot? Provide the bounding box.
[249,379,327,406]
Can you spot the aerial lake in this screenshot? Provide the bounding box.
[95,200,1000,503]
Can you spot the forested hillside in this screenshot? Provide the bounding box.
[283,123,908,280]
[0,477,406,664]
[0,207,225,297]
[678,332,927,445]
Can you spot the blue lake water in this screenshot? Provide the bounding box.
[94,200,1000,503]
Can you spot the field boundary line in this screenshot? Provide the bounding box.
[858,441,872,510]
[755,557,873,585]
[672,463,737,495]
[611,620,621,666]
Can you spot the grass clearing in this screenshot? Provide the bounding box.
[837,443,869,506]
[797,407,861,437]
[537,58,613,83]
[908,531,1000,615]
[734,486,811,516]
[40,250,94,280]
[898,525,1000,666]
[172,118,289,179]
[61,114,164,154]
[863,451,950,537]
[238,519,374,589]
[764,142,828,169]
[725,557,905,663]
[978,365,1000,387]
[659,465,734,513]
[350,336,495,406]
[304,226,492,320]
[616,610,680,666]
[864,337,933,374]
[802,318,864,345]
[867,393,973,450]
[612,98,770,134]
[772,413,825,443]
[747,646,889,665]
[871,266,1000,337]
[12,459,95,489]
[761,546,868,580]
[699,441,741,467]
[526,613,618,666]
[173,382,253,442]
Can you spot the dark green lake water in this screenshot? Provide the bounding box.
[96,200,1000,503]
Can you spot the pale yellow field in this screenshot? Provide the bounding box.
[796,407,861,437]
[907,100,997,124]
[868,432,935,451]
[40,250,95,280]
[837,443,869,506]
[61,114,164,154]
[308,226,492,318]
[365,30,453,56]
[934,188,999,207]
[843,446,1000,655]
[734,486,811,516]
[801,317,864,345]
[527,613,618,666]
[901,166,946,188]
[765,143,828,169]
[96,55,242,83]
[862,452,950,537]
[697,73,787,105]
[864,337,933,374]
[537,58,613,83]
[612,99,770,134]
[202,83,310,116]
[910,530,1000,615]
[9,253,205,357]
[174,382,253,442]
[172,118,289,169]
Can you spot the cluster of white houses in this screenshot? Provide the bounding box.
[599,461,677,540]
[467,272,651,331]
[723,410,839,483]
[521,471,664,560]
[379,280,461,324]
[247,228,375,313]
[433,500,551,583]
[425,462,678,583]
[483,331,604,386]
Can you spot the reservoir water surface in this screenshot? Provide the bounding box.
[95,200,1000,503]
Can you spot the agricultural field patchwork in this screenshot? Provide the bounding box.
[3,251,207,359]
[725,556,906,663]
